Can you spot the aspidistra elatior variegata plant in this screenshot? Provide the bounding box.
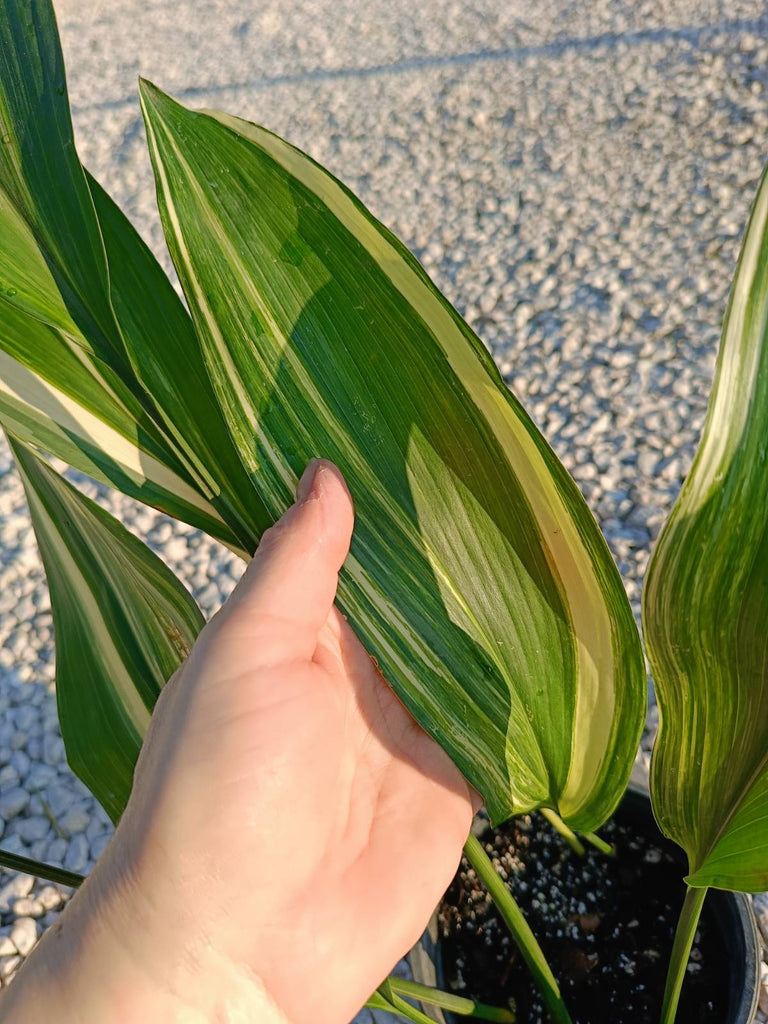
[645,166,768,893]
[138,81,646,830]
[643,166,768,1022]
[0,0,264,556]
[0,0,645,839]
[8,434,204,825]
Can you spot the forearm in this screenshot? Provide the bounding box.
[0,872,290,1024]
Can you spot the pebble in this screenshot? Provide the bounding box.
[42,734,64,767]
[13,708,35,734]
[0,876,33,914]
[36,887,61,912]
[11,899,44,919]
[44,783,74,818]
[163,538,189,563]
[58,805,91,836]
[26,765,56,790]
[9,751,29,777]
[9,918,37,957]
[46,838,68,865]
[63,834,90,874]
[12,816,50,843]
[1,835,26,856]
[0,955,21,981]
[0,789,28,820]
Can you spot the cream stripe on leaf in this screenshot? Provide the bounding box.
[0,299,240,548]
[140,81,646,830]
[9,435,205,824]
[644,166,768,892]
[0,188,171,451]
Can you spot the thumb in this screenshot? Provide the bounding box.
[218,459,355,664]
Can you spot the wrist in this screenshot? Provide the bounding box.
[0,861,289,1024]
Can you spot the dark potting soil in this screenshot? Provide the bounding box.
[438,808,728,1024]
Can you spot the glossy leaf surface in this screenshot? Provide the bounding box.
[9,435,204,822]
[140,82,646,829]
[0,186,233,542]
[0,0,262,553]
[644,167,768,892]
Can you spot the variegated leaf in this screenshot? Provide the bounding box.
[139,82,646,830]
[0,0,263,553]
[84,172,267,547]
[0,0,121,366]
[369,987,435,1024]
[8,434,204,823]
[644,167,768,892]
[0,189,238,543]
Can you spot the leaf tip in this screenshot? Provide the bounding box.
[137,75,161,101]
[137,77,179,123]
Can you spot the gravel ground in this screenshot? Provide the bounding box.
[1,0,768,1017]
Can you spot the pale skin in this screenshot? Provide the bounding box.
[0,459,478,1024]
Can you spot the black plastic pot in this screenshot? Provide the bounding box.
[409,781,761,1024]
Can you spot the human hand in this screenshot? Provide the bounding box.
[2,460,477,1024]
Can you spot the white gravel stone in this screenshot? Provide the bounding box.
[26,766,56,792]
[42,734,65,767]
[36,887,62,912]
[0,955,21,981]
[13,708,35,734]
[1,835,26,857]
[0,788,27,820]
[27,836,50,862]
[12,816,50,843]
[63,834,89,874]
[0,876,34,914]
[11,898,44,919]
[44,783,74,818]
[46,838,68,865]
[9,917,38,957]
[8,751,30,777]
[85,817,105,842]
[58,804,91,835]
[163,538,189,563]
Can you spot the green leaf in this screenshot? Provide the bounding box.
[139,81,646,830]
[0,0,264,552]
[643,166,768,892]
[8,434,205,823]
[383,978,516,1023]
[370,984,438,1024]
[0,188,239,545]
[0,0,120,363]
[85,172,268,548]
[0,848,84,889]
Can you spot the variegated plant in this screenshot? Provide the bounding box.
[5,0,767,1023]
[643,164,768,1024]
[1,0,646,841]
[0,1,648,1021]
